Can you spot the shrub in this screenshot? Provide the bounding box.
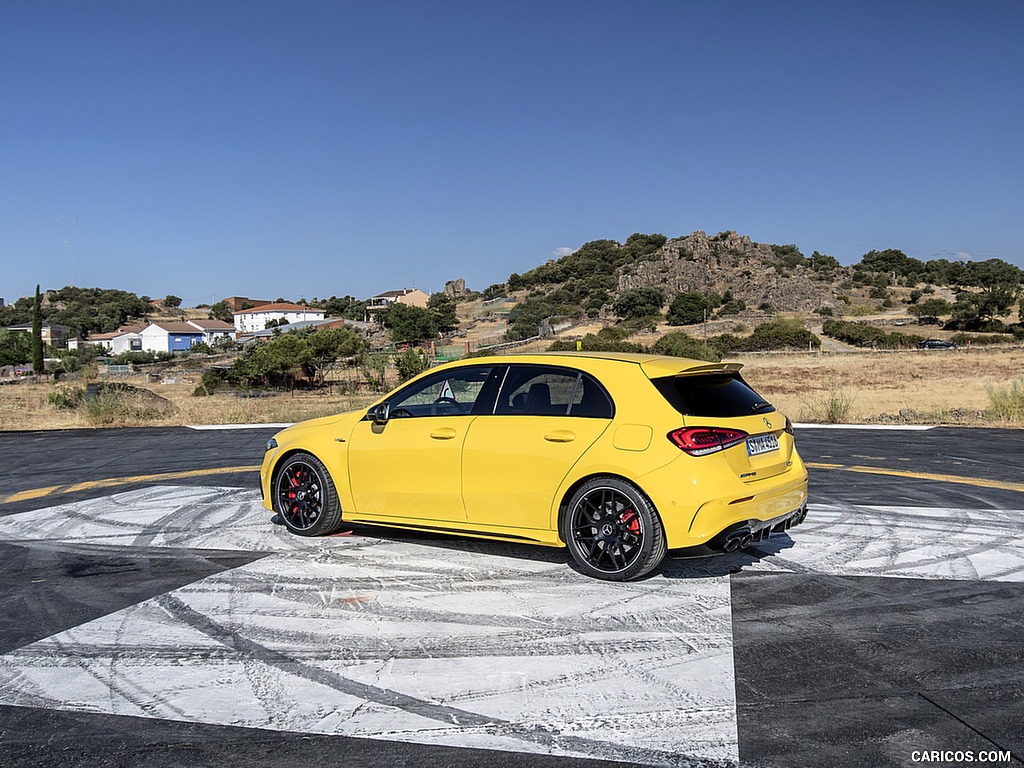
[745,318,820,351]
[802,376,854,424]
[83,383,175,425]
[193,369,228,396]
[651,331,720,362]
[667,291,712,325]
[987,378,1024,422]
[548,334,645,353]
[822,319,925,349]
[394,348,429,381]
[48,385,85,410]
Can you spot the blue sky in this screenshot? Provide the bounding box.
[3,1,1022,307]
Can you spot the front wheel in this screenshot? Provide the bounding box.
[272,452,344,536]
[561,477,666,581]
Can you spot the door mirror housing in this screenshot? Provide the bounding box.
[367,402,391,425]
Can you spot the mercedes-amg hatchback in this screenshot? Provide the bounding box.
[260,352,808,580]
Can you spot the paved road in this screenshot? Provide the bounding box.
[0,426,1021,767]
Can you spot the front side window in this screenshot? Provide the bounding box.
[387,366,495,417]
[494,365,613,418]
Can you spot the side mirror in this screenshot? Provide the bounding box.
[367,402,391,425]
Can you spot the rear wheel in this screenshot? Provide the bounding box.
[272,452,343,536]
[562,477,666,581]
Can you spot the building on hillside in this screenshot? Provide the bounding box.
[232,303,326,334]
[237,317,365,344]
[6,322,71,348]
[185,319,236,345]
[70,325,145,354]
[222,296,272,312]
[366,288,430,315]
[139,322,205,353]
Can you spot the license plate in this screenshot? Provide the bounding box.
[746,433,780,456]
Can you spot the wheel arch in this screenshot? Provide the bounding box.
[554,471,661,545]
[267,446,353,512]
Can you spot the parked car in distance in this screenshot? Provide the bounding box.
[260,352,809,581]
[917,339,958,350]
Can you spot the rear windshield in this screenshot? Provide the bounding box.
[651,373,775,418]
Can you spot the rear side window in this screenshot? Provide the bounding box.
[494,365,614,418]
[652,373,775,418]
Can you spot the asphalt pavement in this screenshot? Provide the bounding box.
[0,425,1021,768]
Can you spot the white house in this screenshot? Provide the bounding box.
[233,303,325,335]
[79,325,145,355]
[185,319,236,345]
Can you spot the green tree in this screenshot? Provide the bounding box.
[208,301,233,323]
[427,292,460,333]
[808,251,841,272]
[394,348,429,381]
[0,329,32,366]
[857,249,925,280]
[612,287,664,320]
[770,244,807,269]
[301,327,367,386]
[908,298,953,318]
[163,295,182,309]
[32,284,44,374]
[382,303,437,343]
[228,334,310,388]
[666,291,713,325]
[319,295,369,320]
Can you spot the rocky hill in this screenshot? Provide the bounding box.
[616,231,845,314]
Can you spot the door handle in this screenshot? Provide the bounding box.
[544,430,576,443]
[430,427,458,440]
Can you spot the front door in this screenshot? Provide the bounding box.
[347,365,496,523]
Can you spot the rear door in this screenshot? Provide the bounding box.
[462,364,614,531]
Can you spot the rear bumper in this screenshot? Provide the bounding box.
[645,457,809,549]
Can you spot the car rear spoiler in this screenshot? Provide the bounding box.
[639,359,744,379]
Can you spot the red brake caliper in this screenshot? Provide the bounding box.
[287,470,300,511]
[620,509,641,533]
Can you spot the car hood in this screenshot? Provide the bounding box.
[274,409,364,441]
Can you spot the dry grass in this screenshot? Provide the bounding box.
[2,347,1023,430]
[737,347,1024,426]
[0,375,378,431]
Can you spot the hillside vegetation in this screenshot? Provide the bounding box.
[484,231,1023,350]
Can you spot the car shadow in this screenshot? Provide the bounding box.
[659,533,797,580]
[334,522,797,582]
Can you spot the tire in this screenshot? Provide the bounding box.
[561,477,667,581]
[272,452,344,537]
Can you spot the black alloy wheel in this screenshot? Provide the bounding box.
[563,477,666,581]
[273,452,343,537]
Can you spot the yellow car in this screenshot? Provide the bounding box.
[260,352,808,581]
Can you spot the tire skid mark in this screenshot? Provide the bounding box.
[152,593,731,767]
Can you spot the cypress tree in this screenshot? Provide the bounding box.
[32,284,44,375]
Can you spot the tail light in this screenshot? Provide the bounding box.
[784,417,794,435]
[668,427,748,456]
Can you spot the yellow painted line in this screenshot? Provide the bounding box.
[806,462,1024,494]
[0,465,262,505]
